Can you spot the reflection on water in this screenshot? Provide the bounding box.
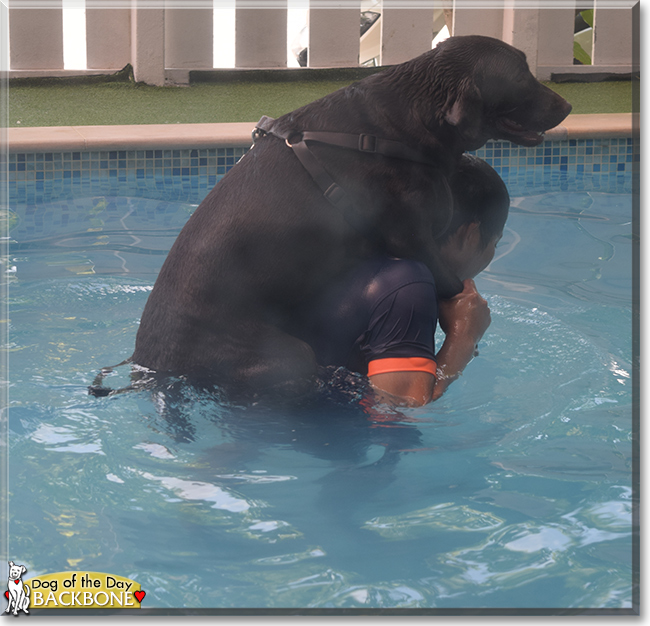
[364,503,505,537]
[5,188,634,610]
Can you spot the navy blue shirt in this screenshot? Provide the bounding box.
[295,257,439,376]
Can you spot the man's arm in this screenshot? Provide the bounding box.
[369,370,436,407]
[369,279,490,406]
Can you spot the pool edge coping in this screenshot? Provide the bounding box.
[5,113,638,154]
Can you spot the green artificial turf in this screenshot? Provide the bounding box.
[543,80,636,115]
[7,80,357,127]
[5,72,636,128]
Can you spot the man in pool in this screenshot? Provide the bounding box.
[293,154,510,407]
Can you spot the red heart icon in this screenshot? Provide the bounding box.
[4,591,7,599]
[134,590,145,603]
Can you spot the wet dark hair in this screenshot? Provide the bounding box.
[440,154,510,247]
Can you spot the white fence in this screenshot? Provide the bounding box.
[4,0,637,85]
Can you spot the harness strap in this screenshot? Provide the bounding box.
[291,140,381,239]
[254,116,384,244]
[300,131,438,166]
[252,116,453,246]
[254,116,439,166]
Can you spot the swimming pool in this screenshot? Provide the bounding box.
[3,139,637,613]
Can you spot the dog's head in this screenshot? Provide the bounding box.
[414,36,572,151]
[8,562,26,581]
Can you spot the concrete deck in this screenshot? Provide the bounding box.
[5,113,638,153]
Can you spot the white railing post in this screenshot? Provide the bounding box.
[536,6,575,80]
[380,6,434,66]
[131,4,166,85]
[308,1,359,68]
[451,1,503,39]
[235,2,287,68]
[86,8,131,71]
[592,1,633,67]
[9,1,64,70]
[165,4,213,69]
[502,0,540,76]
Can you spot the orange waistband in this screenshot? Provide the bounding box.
[367,357,437,378]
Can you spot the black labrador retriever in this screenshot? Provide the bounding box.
[129,35,571,397]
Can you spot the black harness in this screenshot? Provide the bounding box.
[252,115,451,242]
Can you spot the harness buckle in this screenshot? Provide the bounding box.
[323,183,348,207]
[358,134,377,153]
[251,127,265,143]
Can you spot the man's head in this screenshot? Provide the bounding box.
[438,155,510,282]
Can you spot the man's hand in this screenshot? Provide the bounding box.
[438,278,491,348]
[432,279,491,401]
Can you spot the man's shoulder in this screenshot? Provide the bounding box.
[372,257,436,292]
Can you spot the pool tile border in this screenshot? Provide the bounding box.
[4,114,638,204]
[5,137,636,206]
[6,146,249,206]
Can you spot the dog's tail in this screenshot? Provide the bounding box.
[88,358,134,397]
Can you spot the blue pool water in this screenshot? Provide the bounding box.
[4,155,636,612]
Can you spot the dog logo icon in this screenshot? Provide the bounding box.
[5,561,30,616]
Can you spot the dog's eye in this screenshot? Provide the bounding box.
[501,106,519,116]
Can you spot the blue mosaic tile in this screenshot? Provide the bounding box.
[470,137,637,196]
[6,146,248,205]
[5,139,636,208]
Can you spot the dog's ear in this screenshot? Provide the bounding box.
[20,566,26,575]
[443,80,485,149]
[8,561,14,568]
